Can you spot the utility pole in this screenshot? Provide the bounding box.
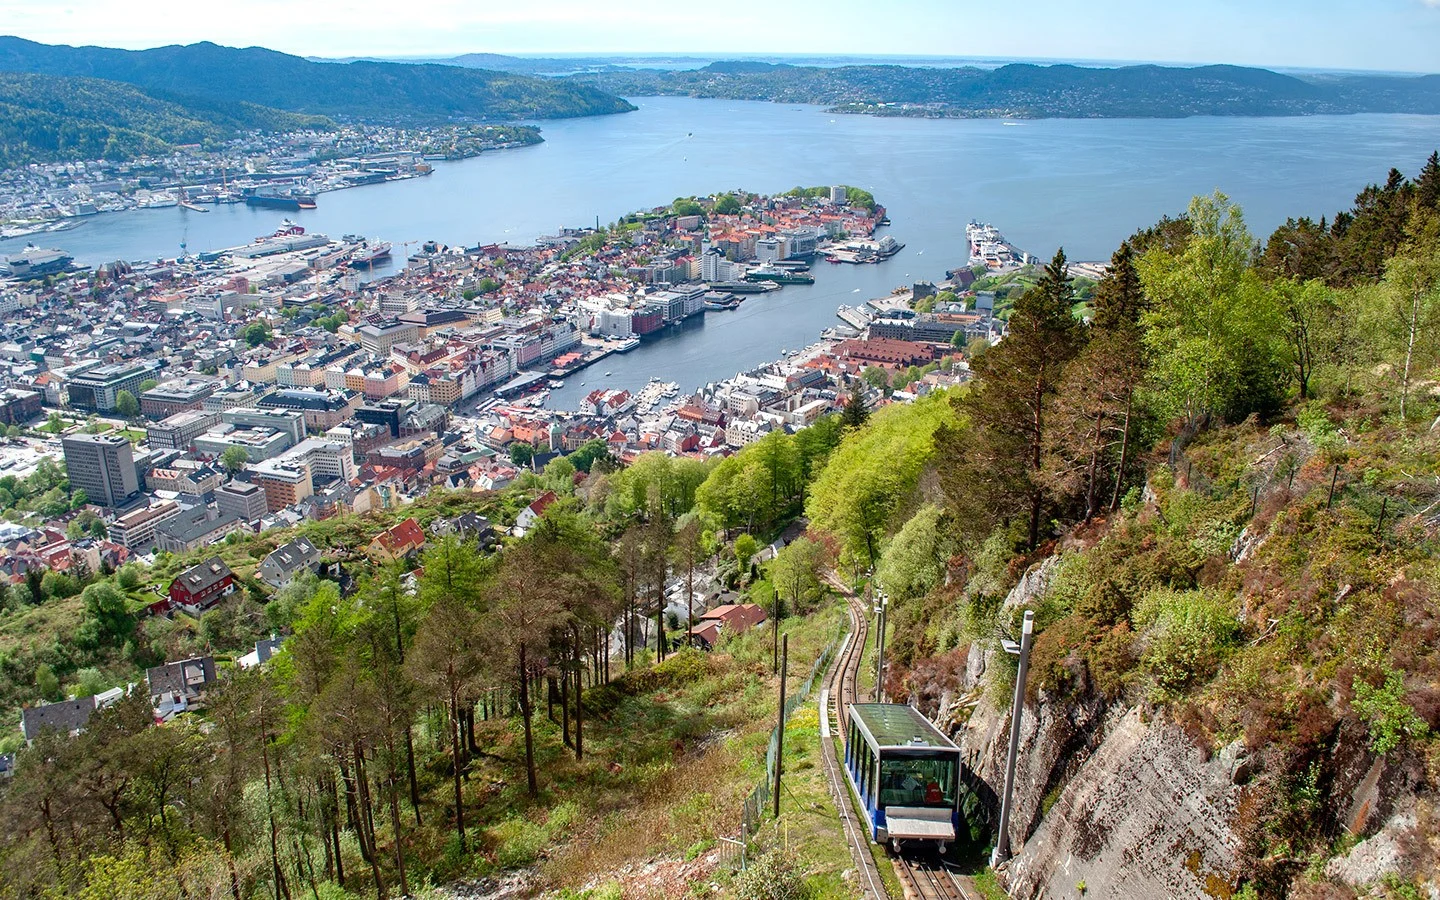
[874,590,889,703]
[773,633,788,819]
[992,610,1035,867]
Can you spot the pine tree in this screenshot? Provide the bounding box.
[1042,242,1149,518]
[944,248,1085,550]
[1416,150,1440,213]
[840,379,870,429]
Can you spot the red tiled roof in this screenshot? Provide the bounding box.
[373,517,425,554]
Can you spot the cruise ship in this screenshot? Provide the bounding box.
[966,221,1020,268]
[348,241,392,269]
[3,245,73,279]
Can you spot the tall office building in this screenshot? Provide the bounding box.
[61,433,141,507]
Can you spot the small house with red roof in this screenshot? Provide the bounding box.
[513,490,558,536]
[689,602,768,649]
[168,557,235,615]
[368,517,426,561]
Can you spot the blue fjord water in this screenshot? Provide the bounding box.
[6,97,1437,407]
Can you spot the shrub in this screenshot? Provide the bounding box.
[1135,588,1240,697]
[1352,668,1429,755]
[734,847,811,900]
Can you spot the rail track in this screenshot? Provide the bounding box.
[892,851,975,900]
[818,578,885,899]
[821,576,981,900]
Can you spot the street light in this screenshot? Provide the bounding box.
[991,609,1034,868]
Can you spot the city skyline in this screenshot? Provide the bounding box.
[2,0,1439,73]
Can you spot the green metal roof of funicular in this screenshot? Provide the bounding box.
[850,703,958,750]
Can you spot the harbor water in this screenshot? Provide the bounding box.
[5,98,1438,407]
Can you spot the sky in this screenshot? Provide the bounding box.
[1,0,1439,73]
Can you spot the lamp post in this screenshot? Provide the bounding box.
[874,589,889,703]
[991,609,1035,868]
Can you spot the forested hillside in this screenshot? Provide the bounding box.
[0,71,332,168]
[571,61,1440,118]
[809,151,1440,898]
[0,37,637,123]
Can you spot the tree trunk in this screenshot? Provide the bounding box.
[1109,393,1134,512]
[261,736,291,900]
[519,642,538,797]
[403,725,422,827]
[355,743,386,900]
[388,773,409,898]
[1401,283,1422,424]
[573,628,584,761]
[328,774,345,887]
[560,663,572,749]
[1084,410,1104,520]
[448,693,466,853]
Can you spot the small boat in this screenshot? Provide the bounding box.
[604,372,612,377]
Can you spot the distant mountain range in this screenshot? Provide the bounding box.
[565,60,1440,118]
[0,37,637,124]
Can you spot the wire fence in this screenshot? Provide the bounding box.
[727,623,844,868]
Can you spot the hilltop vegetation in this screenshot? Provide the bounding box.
[571,61,1440,119]
[0,71,333,168]
[0,37,637,124]
[799,151,1440,898]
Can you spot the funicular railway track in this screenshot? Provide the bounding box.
[893,852,974,900]
[821,577,978,900]
[819,578,885,899]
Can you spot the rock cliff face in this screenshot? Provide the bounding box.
[943,561,1249,899]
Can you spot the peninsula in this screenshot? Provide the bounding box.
[569,60,1440,119]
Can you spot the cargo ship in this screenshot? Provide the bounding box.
[245,186,317,210]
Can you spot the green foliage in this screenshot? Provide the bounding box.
[0,70,333,167]
[807,389,958,568]
[876,504,957,602]
[0,37,635,130]
[219,445,249,475]
[840,380,869,430]
[567,438,613,474]
[734,534,760,570]
[1139,192,1288,425]
[733,846,812,900]
[606,451,710,520]
[509,442,534,468]
[33,662,59,700]
[671,197,704,218]
[241,321,271,347]
[770,536,827,615]
[713,193,743,215]
[77,582,136,650]
[1351,667,1429,755]
[1134,588,1239,697]
[113,390,139,420]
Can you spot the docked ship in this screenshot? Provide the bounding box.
[745,266,815,285]
[2,245,73,279]
[709,280,779,294]
[245,186,318,210]
[966,221,1020,268]
[348,241,392,269]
